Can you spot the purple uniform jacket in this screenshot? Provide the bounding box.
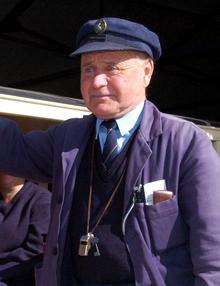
[0,100,220,286]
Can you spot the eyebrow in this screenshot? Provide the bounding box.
[81,60,119,67]
[81,62,93,68]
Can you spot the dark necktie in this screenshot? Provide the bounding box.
[101,119,118,166]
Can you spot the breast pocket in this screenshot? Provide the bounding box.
[145,196,188,254]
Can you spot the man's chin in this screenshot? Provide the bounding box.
[91,108,117,120]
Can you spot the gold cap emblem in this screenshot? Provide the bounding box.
[94,19,107,34]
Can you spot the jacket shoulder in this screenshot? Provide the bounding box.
[22,182,51,202]
[160,113,209,140]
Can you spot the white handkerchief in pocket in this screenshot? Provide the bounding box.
[144,179,166,205]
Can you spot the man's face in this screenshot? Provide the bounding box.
[0,172,17,191]
[0,172,23,192]
[81,50,154,119]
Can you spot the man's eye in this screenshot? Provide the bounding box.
[82,66,94,75]
[106,65,120,75]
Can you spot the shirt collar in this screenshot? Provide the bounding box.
[96,101,145,137]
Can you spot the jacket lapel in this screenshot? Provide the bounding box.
[123,101,163,214]
[123,130,152,214]
[57,115,96,271]
[61,114,96,189]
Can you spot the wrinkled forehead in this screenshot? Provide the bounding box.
[81,50,149,65]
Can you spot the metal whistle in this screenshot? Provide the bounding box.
[78,233,94,256]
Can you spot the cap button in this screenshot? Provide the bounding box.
[94,19,107,34]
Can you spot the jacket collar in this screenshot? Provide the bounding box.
[139,100,163,142]
[61,101,162,184]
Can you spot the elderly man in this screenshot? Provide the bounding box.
[0,17,220,286]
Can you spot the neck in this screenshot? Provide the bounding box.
[1,184,24,203]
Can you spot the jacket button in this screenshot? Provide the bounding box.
[52,246,58,255]
[57,195,63,204]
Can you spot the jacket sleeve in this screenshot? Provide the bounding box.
[0,117,57,182]
[179,128,220,285]
[0,190,51,280]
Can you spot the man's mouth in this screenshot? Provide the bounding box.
[92,94,113,99]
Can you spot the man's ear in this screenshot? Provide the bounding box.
[144,58,154,87]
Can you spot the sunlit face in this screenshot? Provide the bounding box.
[80,50,154,119]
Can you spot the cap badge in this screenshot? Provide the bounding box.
[94,19,107,34]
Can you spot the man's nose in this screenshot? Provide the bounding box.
[92,73,108,88]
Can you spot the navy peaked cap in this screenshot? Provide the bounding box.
[70,17,162,61]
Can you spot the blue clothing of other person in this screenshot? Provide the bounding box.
[0,181,51,286]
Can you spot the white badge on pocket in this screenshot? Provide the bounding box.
[143,179,167,205]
